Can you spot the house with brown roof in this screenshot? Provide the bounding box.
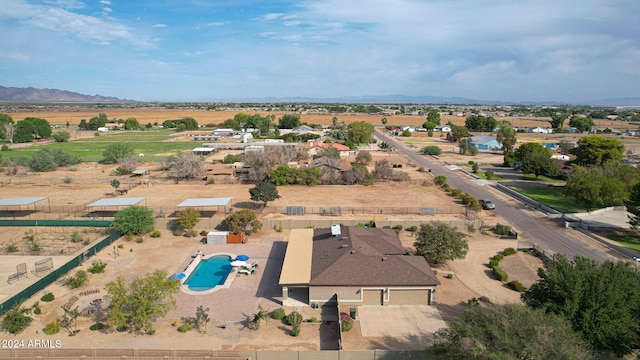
[307,141,351,157]
[279,227,440,307]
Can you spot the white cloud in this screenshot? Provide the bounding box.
[99,0,111,5]
[262,13,284,21]
[152,24,167,28]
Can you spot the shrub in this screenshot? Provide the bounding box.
[6,243,18,253]
[117,244,124,249]
[70,231,83,243]
[150,230,161,238]
[87,260,107,274]
[135,237,144,243]
[489,259,500,268]
[393,225,403,231]
[33,307,41,315]
[1,145,9,151]
[442,183,450,191]
[199,230,208,236]
[446,273,454,279]
[41,292,55,302]
[43,321,61,335]
[492,254,504,262]
[178,323,190,332]
[508,280,526,292]
[63,270,88,289]
[340,313,353,332]
[406,226,418,233]
[422,145,442,156]
[472,163,479,173]
[485,170,495,180]
[89,323,104,331]
[433,175,447,186]
[450,188,463,197]
[503,247,517,256]
[63,176,72,183]
[286,311,303,326]
[493,224,512,236]
[271,308,286,320]
[493,267,508,282]
[468,160,475,165]
[290,324,300,336]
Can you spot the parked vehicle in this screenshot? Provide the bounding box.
[479,199,495,210]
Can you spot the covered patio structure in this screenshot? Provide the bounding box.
[177,197,232,217]
[0,197,50,219]
[86,197,147,218]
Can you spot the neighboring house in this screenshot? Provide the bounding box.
[291,125,315,133]
[468,135,503,151]
[206,164,236,184]
[213,128,235,136]
[400,126,416,133]
[299,157,352,172]
[551,153,570,161]
[528,126,553,134]
[434,125,452,132]
[279,227,440,307]
[307,141,351,157]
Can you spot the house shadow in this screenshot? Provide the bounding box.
[0,210,37,218]
[254,240,288,304]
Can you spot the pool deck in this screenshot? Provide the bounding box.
[165,236,288,325]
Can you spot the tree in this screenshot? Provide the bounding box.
[495,121,516,153]
[105,269,179,333]
[110,179,121,194]
[522,255,640,357]
[565,166,603,211]
[414,222,468,264]
[626,182,640,228]
[278,114,301,129]
[102,143,134,164]
[249,181,280,206]
[14,117,52,143]
[569,116,595,132]
[194,305,210,333]
[112,206,155,235]
[458,139,469,154]
[514,142,559,179]
[123,117,140,130]
[347,121,374,144]
[60,306,80,336]
[52,131,70,142]
[549,113,567,129]
[0,113,15,142]
[373,159,394,181]
[571,136,624,166]
[427,109,441,125]
[269,165,297,185]
[429,304,594,359]
[449,125,470,141]
[0,302,32,334]
[162,117,198,130]
[175,207,200,230]
[381,117,387,125]
[465,114,497,132]
[166,152,204,181]
[28,148,79,172]
[355,150,372,164]
[225,209,262,234]
[296,167,322,186]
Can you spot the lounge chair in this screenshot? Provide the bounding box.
[241,261,258,270]
[238,266,255,275]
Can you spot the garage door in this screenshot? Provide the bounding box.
[388,289,430,305]
[362,290,383,305]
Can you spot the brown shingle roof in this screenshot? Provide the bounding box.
[310,227,440,287]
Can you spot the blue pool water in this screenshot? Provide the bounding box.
[183,255,232,291]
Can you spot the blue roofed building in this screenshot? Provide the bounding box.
[468,135,503,151]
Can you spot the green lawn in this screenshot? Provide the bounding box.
[521,174,565,183]
[473,171,506,181]
[512,186,586,213]
[605,234,640,251]
[3,130,197,162]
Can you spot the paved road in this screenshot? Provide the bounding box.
[375,130,614,263]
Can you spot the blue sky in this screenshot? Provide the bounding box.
[1,0,638,103]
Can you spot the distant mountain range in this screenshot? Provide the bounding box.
[1,85,639,106]
[0,86,130,102]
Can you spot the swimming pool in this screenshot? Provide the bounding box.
[183,255,232,291]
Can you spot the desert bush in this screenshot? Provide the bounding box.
[150,230,161,238]
[286,311,302,326]
[40,292,55,302]
[422,145,442,156]
[450,188,463,197]
[178,323,190,332]
[406,226,418,233]
[199,230,208,236]
[433,175,447,186]
[63,176,72,183]
[489,259,500,268]
[271,308,286,320]
[485,170,495,180]
[492,254,504,262]
[87,260,107,274]
[446,273,454,279]
[493,267,508,282]
[493,224,512,236]
[508,280,526,292]
[89,323,104,331]
[290,324,300,336]
[503,247,517,256]
[43,321,61,335]
[33,307,41,315]
[63,270,88,289]
[70,231,83,243]
[472,163,479,173]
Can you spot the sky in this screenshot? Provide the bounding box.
[0,0,639,103]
